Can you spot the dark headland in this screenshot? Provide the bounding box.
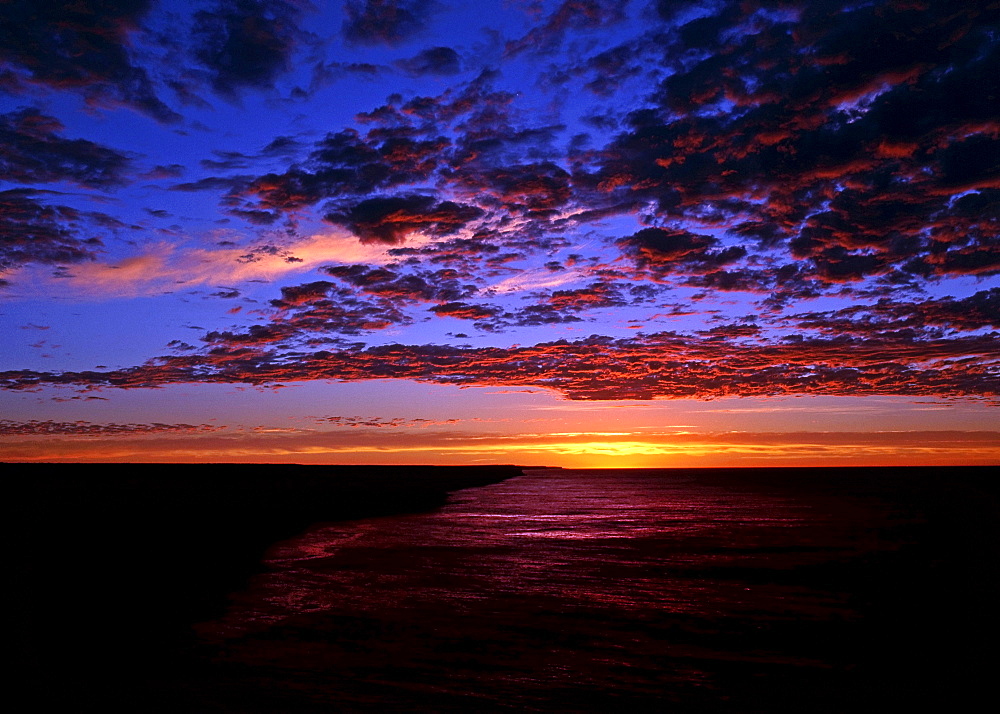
[8,463,522,710]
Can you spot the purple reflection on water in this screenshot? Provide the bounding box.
[194,468,989,712]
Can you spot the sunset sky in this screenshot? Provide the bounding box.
[1,0,998,466]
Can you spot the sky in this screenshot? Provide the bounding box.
[1,0,998,467]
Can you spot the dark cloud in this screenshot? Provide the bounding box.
[675,11,733,50]
[324,194,484,244]
[357,67,516,129]
[0,419,222,436]
[786,289,1000,337]
[934,134,1000,191]
[274,307,404,338]
[685,268,774,293]
[140,164,186,180]
[323,264,475,303]
[237,70,560,231]
[0,108,130,188]
[261,135,304,156]
[396,46,461,76]
[486,304,584,329]
[697,322,762,341]
[0,0,179,123]
[911,241,1000,278]
[505,0,629,58]
[227,207,282,225]
[241,130,449,212]
[342,0,438,46]
[581,43,645,96]
[0,190,104,274]
[465,281,666,332]
[545,281,656,311]
[169,175,252,194]
[198,280,416,342]
[236,242,302,264]
[447,161,572,215]
[204,307,398,345]
[430,301,500,320]
[449,123,564,172]
[269,280,337,307]
[573,0,1000,289]
[199,149,253,170]
[192,0,306,96]
[379,232,520,271]
[303,61,384,94]
[617,227,746,275]
[319,415,459,428]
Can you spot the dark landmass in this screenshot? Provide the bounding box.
[7,463,522,710]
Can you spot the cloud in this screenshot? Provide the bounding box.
[571,0,1000,288]
[236,70,569,241]
[239,129,449,214]
[580,42,645,96]
[323,194,484,244]
[785,289,1000,336]
[318,415,461,428]
[198,266,493,350]
[488,268,584,295]
[396,46,461,76]
[1,108,130,188]
[0,419,223,436]
[460,281,665,332]
[257,279,409,336]
[4,328,997,403]
[2,0,998,418]
[504,0,629,58]
[430,301,499,320]
[617,227,746,275]
[448,161,572,215]
[140,164,186,180]
[191,0,307,96]
[322,264,476,303]
[5,229,435,298]
[544,281,655,311]
[0,189,109,276]
[0,0,180,122]
[342,0,439,46]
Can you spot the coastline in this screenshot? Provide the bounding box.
[10,463,523,709]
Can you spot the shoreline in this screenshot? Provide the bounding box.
[11,463,523,709]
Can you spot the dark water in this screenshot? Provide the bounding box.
[189,467,998,712]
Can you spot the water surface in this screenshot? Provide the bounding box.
[194,467,997,711]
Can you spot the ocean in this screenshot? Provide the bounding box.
[15,465,998,711]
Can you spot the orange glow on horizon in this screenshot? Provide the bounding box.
[4,429,998,468]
